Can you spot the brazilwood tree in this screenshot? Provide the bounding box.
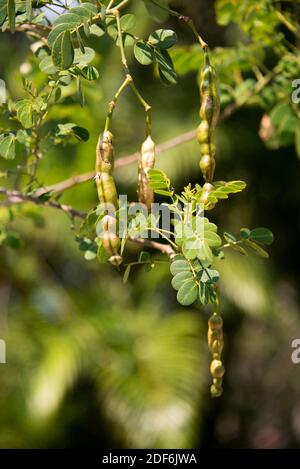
[2,0,300,396]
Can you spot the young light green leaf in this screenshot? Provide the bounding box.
[15,99,33,128]
[0,134,15,160]
[74,47,95,65]
[89,24,105,37]
[206,180,246,205]
[244,239,269,258]
[177,278,198,306]
[170,258,191,276]
[171,271,194,291]
[200,268,219,283]
[39,55,58,75]
[120,14,136,31]
[148,168,172,193]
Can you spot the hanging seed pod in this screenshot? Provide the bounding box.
[95,131,118,208]
[199,182,215,210]
[95,131,122,266]
[137,135,156,211]
[208,312,224,397]
[102,231,123,266]
[197,49,220,184]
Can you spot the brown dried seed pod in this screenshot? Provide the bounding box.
[96,130,114,167]
[208,329,222,350]
[208,314,223,330]
[212,339,224,356]
[102,231,121,255]
[101,214,117,232]
[108,255,123,267]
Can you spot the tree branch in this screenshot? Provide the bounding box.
[36,101,239,197]
[0,187,86,219]
[128,237,176,259]
[0,187,175,257]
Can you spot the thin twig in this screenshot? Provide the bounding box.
[0,187,86,219]
[104,75,132,131]
[128,237,176,259]
[114,7,152,136]
[36,100,239,196]
[0,187,175,256]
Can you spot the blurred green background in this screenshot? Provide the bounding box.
[1,0,300,449]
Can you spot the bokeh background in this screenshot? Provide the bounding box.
[1,0,300,449]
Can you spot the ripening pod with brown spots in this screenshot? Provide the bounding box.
[137,136,155,211]
[197,49,220,184]
[95,132,122,266]
[95,131,118,208]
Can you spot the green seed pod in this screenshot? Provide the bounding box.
[210,359,225,379]
[200,154,216,182]
[210,384,223,398]
[197,121,210,145]
[138,136,155,211]
[96,172,118,208]
[199,182,215,210]
[200,90,219,127]
[96,130,114,169]
[102,231,123,266]
[198,50,219,184]
[213,377,223,387]
[95,131,122,266]
[95,131,118,209]
[199,143,216,157]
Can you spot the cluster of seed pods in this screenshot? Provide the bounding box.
[197,49,220,210]
[95,130,122,266]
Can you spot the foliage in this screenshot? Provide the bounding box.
[1,0,298,448]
